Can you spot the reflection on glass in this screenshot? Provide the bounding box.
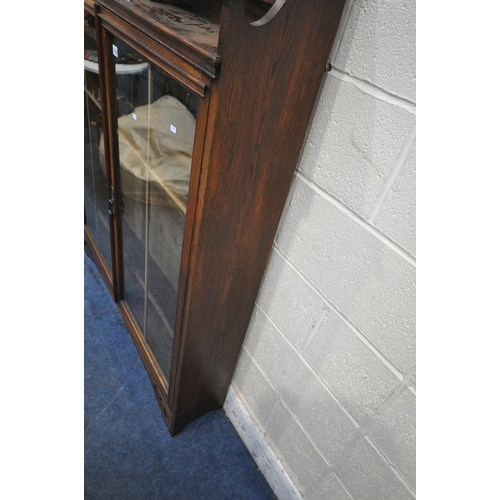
[84,10,112,272]
[109,38,198,382]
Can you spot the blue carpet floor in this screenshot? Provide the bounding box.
[84,251,277,499]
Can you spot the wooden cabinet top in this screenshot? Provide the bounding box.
[98,0,221,66]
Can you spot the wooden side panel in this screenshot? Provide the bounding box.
[169,0,346,432]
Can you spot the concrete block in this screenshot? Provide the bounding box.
[277,177,416,373]
[333,0,416,102]
[256,249,328,351]
[365,388,416,489]
[304,311,400,425]
[373,141,416,257]
[231,348,280,427]
[335,437,414,500]
[264,401,330,495]
[312,471,353,500]
[299,76,415,220]
[244,308,357,464]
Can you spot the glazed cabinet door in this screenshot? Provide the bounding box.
[105,33,201,386]
[84,6,115,285]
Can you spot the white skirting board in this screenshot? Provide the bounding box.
[223,386,303,500]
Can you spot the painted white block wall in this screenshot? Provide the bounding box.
[225,0,416,498]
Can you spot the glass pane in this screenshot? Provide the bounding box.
[113,38,198,382]
[84,11,112,272]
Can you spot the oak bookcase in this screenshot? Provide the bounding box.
[84,0,345,435]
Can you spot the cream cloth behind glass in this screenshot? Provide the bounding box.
[99,94,195,207]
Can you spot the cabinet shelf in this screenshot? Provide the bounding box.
[128,264,175,339]
[85,58,149,75]
[84,86,102,111]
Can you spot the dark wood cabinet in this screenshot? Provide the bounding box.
[84,0,346,435]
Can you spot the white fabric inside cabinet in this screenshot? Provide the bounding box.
[100,95,196,212]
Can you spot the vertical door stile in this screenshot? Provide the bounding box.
[95,7,124,302]
[143,64,153,339]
